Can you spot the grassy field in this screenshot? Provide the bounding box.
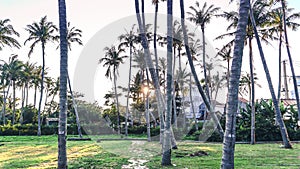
[0,135,299,169]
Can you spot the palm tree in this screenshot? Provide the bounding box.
[24,16,58,136]
[249,2,292,149]
[152,0,166,79]
[267,2,300,100]
[187,1,220,101]
[135,0,169,163]
[58,0,68,168]
[66,22,83,138]
[161,0,173,166]
[180,0,224,140]
[99,46,127,135]
[220,0,250,167]
[118,24,138,137]
[279,1,300,121]
[0,19,21,50]
[0,55,18,125]
[8,58,24,125]
[217,0,271,145]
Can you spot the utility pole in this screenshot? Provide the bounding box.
[283,60,289,99]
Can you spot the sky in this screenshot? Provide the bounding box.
[0,0,299,106]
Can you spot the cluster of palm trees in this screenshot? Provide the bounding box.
[0,15,82,137]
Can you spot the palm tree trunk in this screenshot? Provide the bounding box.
[281,0,300,121]
[26,82,29,106]
[249,2,292,149]
[202,27,210,102]
[180,0,224,139]
[161,0,173,165]
[277,32,283,100]
[113,70,121,135]
[34,85,37,108]
[135,0,165,146]
[37,43,45,136]
[58,0,68,168]
[221,0,250,168]
[20,84,26,124]
[125,43,133,137]
[249,38,256,145]
[12,80,16,125]
[67,72,82,138]
[154,2,160,80]
[190,75,198,131]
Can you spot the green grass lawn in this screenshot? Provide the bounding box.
[0,135,299,169]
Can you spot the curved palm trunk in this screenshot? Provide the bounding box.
[249,3,292,149]
[37,43,45,136]
[277,32,283,100]
[202,27,210,102]
[67,72,82,138]
[135,0,168,161]
[221,0,250,168]
[125,43,133,137]
[58,0,68,168]
[180,0,224,139]
[2,82,11,125]
[190,75,198,131]
[249,38,256,145]
[281,0,300,121]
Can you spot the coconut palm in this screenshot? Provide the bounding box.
[249,1,292,149]
[187,1,220,101]
[152,0,166,79]
[161,0,173,166]
[219,0,250,167]
[99,46,127,135]
[7,58,24,125]
[0,19,20,50]
[180,0,224,140]
[24,16,58,136]
[57,0,68,167]
[0,54,18,124]
[269,7,300,102]
[280,1,300,121]
[60,22,83,138]
[118,24,138,137]
[217,0,271,144]
[135,0,169,164]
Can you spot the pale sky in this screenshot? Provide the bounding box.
[0,0,299,106]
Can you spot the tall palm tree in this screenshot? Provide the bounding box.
[58,0,68,168]
[24,16,58,136]
[0,19,20,50]
[8,58,24,125]
[161,0,173,166]
[249,1,292,149]
[0,54,18,124]
[280,0,300,121]
[118,24,138,137]
[60,22,83,138]
[220,0,250,167]
[180,0,224,140]
[217,0,271,144]
[187,1,220,101]
[99,46,127,135]
[152,0,166,79]
[269,7,300,102]
[135,0,170,163]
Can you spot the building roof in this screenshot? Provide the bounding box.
[280,99,297,107]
